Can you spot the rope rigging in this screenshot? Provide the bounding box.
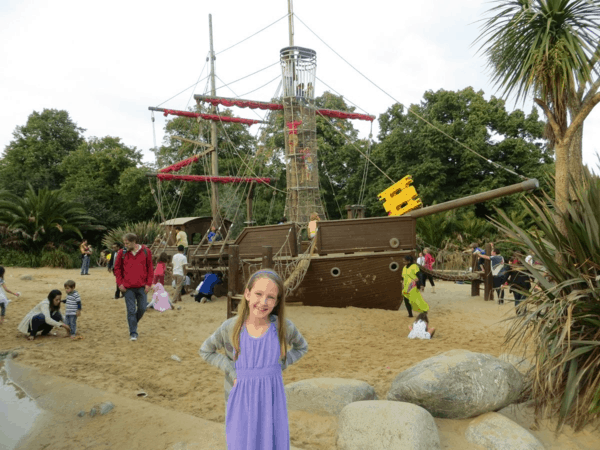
[294,13,529,181]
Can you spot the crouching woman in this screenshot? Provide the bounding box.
[18,289,70,340]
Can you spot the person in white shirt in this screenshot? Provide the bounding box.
[416,252,426,292]
[171,245,188,303]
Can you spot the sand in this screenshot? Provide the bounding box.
[0,266,598,449]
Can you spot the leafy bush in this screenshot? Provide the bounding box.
[0,248,41,267]
[102,220,163,248]
[493,169,600,431]
[41,249,76,268]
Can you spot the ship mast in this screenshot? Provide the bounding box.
[208,14,220,225]
[280,2,326,224]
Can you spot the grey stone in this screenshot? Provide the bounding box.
[77,410,86,417]
[100,401,114,415]
[337,400,441,450]
[20,275,33,281]
[499,353,534,374]
[11,351,19,359]
[285,378,377,416]
[465,412,544,449]
[89,407,98,417]
[171,354,181,362]
[387,349,524,419]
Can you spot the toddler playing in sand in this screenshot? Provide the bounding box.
[408,312,436,339]
[147,283,173,312]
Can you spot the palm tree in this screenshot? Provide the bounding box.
[476,0,600,235]
[0,184,102,252]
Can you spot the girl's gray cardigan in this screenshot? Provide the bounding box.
[199,314,308,401]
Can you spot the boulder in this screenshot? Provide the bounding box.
[499,353,534,374]
[465,412,544,449]
[387,349,523,419]
[285,378,377,416]
[337,400,440,450]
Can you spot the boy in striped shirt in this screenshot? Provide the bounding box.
[62,280,82,339]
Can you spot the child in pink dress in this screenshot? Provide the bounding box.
[147,283,173,312]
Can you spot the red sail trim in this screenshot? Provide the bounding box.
[198,96,283,111]
[196,96,375,121]
[317,109,375,122]
[157,174,271,184]
[159,155,201,173]
[161,108,262,125]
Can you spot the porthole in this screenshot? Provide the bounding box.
[331,267,341,277]
[389,237,400,248]
[389,262,400,272]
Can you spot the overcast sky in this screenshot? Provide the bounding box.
[2,0,599,175]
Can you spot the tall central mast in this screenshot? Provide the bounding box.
[287,0,294,46]
[280,3,326,224]
[208,14,220,224]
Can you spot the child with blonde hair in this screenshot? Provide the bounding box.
[199,269,308,449]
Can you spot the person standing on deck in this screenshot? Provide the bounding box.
[114,233,153,341]
[175,226,188,256]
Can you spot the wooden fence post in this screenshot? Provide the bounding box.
[483,243,493,301]
[227,245,240,319]
[262,246,273,269]
[471,253,481,296]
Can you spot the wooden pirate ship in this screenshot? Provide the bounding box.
[146,7,539,316]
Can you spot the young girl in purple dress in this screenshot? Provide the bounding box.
[200,269,309,450]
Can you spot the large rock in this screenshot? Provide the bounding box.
[499,353,534,374]
[285,378,377,416]
[465,412,544,449]
[337,400,440,450]
[387,349,523,419]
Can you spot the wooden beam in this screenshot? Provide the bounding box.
[262,246,273,269]
[171,135,214,150]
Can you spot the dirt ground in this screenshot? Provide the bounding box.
[0,266,598,449]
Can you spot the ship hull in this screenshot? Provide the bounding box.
[287,252,405,310]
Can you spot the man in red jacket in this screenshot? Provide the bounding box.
[114,233,154,341]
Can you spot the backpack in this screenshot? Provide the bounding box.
[117,246,148,266]
[492,257,507,277]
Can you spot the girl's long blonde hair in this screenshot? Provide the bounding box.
[230,269,288,363]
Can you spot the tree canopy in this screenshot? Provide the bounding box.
[0,109,85,195]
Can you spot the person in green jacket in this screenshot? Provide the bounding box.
[402,255,430,317]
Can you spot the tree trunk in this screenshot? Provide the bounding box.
[554,141,570,238]
[568,121,583,199]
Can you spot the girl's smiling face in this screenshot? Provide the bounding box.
[245,277,278,318]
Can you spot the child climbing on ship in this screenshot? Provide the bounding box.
[199,269,309,449]
[408,312,436,339]
[0,266,21,324]
[402,255,430,317]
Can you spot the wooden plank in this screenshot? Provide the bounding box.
[234,224,296,257]
[316,216,416,254]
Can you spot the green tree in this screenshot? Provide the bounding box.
[370,87,553,218]
[0,109,85,195]
[476,0,600,234]
[59,136,145,228]
[315,92,372,220]
[0,184,102,252]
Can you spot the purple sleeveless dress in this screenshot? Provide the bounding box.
[226,322,290,449]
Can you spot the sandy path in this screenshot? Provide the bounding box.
[0,266,597,449]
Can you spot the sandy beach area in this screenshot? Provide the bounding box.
[0,266,598,449]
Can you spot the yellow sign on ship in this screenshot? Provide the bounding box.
[378,175,422,216]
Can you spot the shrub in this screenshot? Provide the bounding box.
[102,220,163,248]
[41,249,75,268]
[493,170,600,432]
